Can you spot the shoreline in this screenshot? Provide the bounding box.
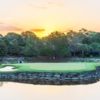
[1,57,100,64]
[0,66,100,85]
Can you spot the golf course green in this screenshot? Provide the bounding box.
[0,62,100,73]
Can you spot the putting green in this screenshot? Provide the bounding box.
[0,62,100,73]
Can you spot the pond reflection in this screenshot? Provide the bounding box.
[0,82,100,100]
[0,82,3,87]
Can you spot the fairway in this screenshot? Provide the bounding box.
[0,62,100,73]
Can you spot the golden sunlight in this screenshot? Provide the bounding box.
[44,30,53,36]
[36,29,53,38]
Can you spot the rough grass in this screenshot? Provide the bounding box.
[0,62,100,73]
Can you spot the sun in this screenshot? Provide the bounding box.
[43,30,53,37]
[35,29,54,38]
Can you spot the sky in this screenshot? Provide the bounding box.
[0,0,100,37]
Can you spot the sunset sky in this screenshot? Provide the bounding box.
[0,0,100,37]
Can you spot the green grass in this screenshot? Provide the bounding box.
[0,62,100,73]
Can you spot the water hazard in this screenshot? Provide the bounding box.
[0,66,100,100]
[0,82,100,100]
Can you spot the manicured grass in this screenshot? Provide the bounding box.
[0,62,100,73]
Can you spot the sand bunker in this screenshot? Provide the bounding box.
[0,66,18,72]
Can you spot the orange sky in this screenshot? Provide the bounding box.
[0,0,100,37]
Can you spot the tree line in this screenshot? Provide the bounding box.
[0,28,100,58]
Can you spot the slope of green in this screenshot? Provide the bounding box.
[0,62,100,73]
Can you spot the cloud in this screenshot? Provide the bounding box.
[0,17,13,20]
[0,22,3,24]
[0,26,23,31]
[28,4,47,9]
[48,2,65,7]
[30,29,45,32]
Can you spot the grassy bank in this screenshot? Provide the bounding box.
[0,62,100,73]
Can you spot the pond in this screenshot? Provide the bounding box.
[0,65,100,100]
[0,82,100,100]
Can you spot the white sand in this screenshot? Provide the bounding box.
[0,66,18,72]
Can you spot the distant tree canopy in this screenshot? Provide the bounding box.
[1,28,100,58]
[0,38,7,57]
